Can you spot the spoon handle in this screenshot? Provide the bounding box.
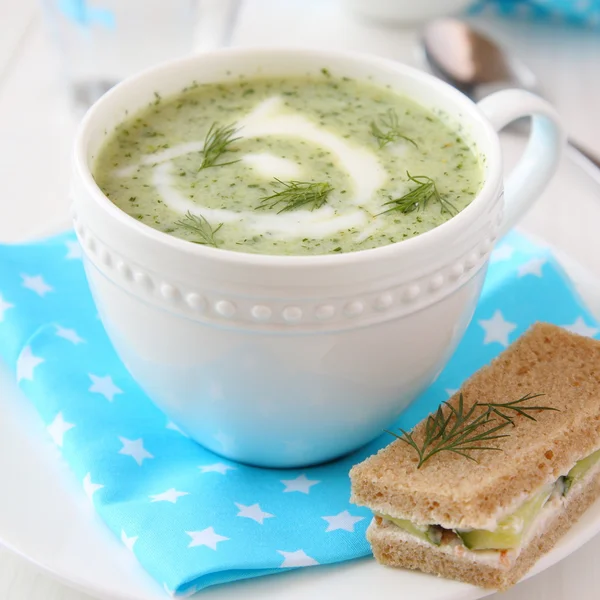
[567,139,600,186]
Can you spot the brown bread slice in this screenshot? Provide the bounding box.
[350,322,600,530]
[366,466,600,590]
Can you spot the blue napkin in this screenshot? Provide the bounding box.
[0,230,597,596]
[472,0,600,28]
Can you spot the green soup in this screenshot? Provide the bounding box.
[93,72,483,256]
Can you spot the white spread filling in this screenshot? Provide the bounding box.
[382,525,510,568]
[476,491,531,532]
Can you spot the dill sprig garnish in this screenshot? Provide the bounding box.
[257,179,334,213]
[387,393,557,468]
[481,395,558,424]
[198,122,241,171]
[380,172,457,216]
[370,108,418,149]
[174,211,223,247]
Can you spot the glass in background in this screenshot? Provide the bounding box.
[40,0,197,112]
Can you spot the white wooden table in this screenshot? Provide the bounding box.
[1,1,600,598]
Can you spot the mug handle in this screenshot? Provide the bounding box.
[477,89,564,238]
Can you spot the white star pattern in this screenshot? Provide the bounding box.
[277,549,319,568]
[235,502,274,524]
[281,474,320,494]
[186,527,229,550]
[47,412,75,447]
[445,388,458,398]
[478,310,517,347]
[150,488,189,504]
[562,317,599,338]
[83,473,104,499]
[21,274,53,297]
[0,294,14,322]
[56,325,85,345]
[198,463,236,475]
[121,530,138,552]
[89,374,123,402]
[518,258,546,278]
[16,346,44,382]
[166,421,188,437]
[163,583,175,597]
[118,437,154,466]
[321,510,365,532]
[489,244,514,263]
[65,239,83,260]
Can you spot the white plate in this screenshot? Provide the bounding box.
[2,226,600,600]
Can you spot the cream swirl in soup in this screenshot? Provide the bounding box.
[93,71,483,255]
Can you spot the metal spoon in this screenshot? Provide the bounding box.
[422,18,600,180]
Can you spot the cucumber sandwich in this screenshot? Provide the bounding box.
[350,323,600,590]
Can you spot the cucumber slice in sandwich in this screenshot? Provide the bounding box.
[456,484,553,551]
[565,448,600,493]
[377,514,442,545]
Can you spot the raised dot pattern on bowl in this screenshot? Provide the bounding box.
[74,215,499,332]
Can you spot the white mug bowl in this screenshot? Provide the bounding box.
[72,47,563,467]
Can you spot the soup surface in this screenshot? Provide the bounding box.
[94,71,483,255]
